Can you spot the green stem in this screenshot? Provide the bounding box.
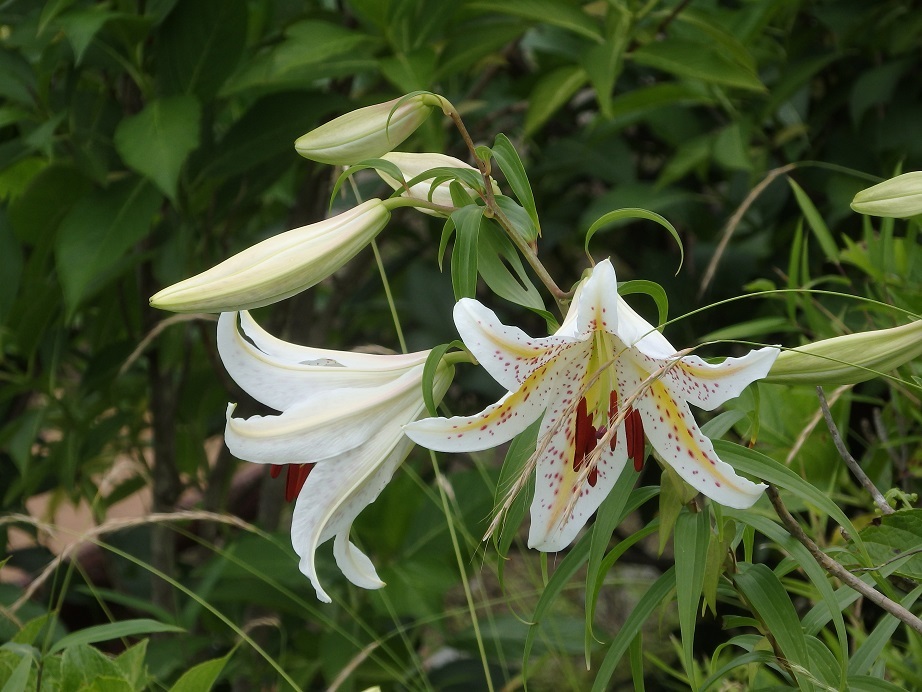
[443,105,571,316]
[370,238,407,354]
[429,451,495,692]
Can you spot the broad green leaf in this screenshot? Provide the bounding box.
[55,178,162,314]
[492,134,540,236]
[608,83,716,123]
[858,509,922,580]
[202,91,343,181]
[675,9,757,73]
[169,652,233,692]
[675,509,710,690]
[222,21,378,96]
[733,563,811,691]
[157,0,248,99]
[49,619,184,655]
[8,163,91,247]
[847,676,909,692]
[584,208,684,274]
[632,38,764,91]
[437,20,526,79]
[467,0,602,42]
[787,177,840,265]
[55,7,122,64]
[449,205,484,299]
[699,650,778,691]
[524,65,588,136]
[381,47,438,93]
[590,567,677,692]
[114,95,201,203]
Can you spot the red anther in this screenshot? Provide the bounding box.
[270,464,283,479]
[284,463,315,502]
[573,397,591,472]
[588,467,598,487]
[627,407,646,472]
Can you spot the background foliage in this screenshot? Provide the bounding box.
[1,0,921,689]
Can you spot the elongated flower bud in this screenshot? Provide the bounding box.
[764,320,922,386]
[851,172,922,218]
[295,95,444,165]
[150,200,390,313]
[377,152,482,215]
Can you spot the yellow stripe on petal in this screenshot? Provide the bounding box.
[636,379,765,508]
[405,360,558,452]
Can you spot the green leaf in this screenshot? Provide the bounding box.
[55,178,163,314]
[8,163,91,247]
[523,532,592,676]
[584,470,643,664]
[421,343,458,417]
[675,509,710,690]
[712,440,868,562]
[49,619,184,655]
[114,95,201,203]
[467,0,602,42]
[590,567,677,692]
[0,212,23,324]
[157,0,248,99]
[492,134,540,236]
[582,5,630,117]
[618,280,668,327]
[733,563,811,691]
[858,509,922,580]
[493,195,540,244]
[449,205,484,299]
[849,585,922,676]
[787,177,840,266]
[55,7,122,64]
[169,652,233,692]
[585,208,684,274]
[476,223,545,312]
[1,652,32,692]
[632,38,764,91]
[493,418,541,575]
[524,65,588,136]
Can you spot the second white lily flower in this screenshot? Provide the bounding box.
[218,311,451,602]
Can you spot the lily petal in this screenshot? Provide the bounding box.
[625,361,765,508]
[219,312,428,410]
[663,347,780,411]
[454,298,574,390]
[404,354,570,452]
[527,354,628,550]
[224,368,424,464]
[575,258,621,337]
[292,435,412,602]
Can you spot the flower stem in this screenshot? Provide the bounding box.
[371,238,407,354]
[429,451,496,692]
[443,104,571,315]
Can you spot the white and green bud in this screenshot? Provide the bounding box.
[295,95,447,166]
[764,320,922,386]
[851,172,922,218]
[377,152,490,216]
[150,200,390,313]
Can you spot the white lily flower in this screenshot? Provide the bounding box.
[377,152,493,216]
[405,259,779,551]
[218,311,450,602]
[150,199,390,313]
